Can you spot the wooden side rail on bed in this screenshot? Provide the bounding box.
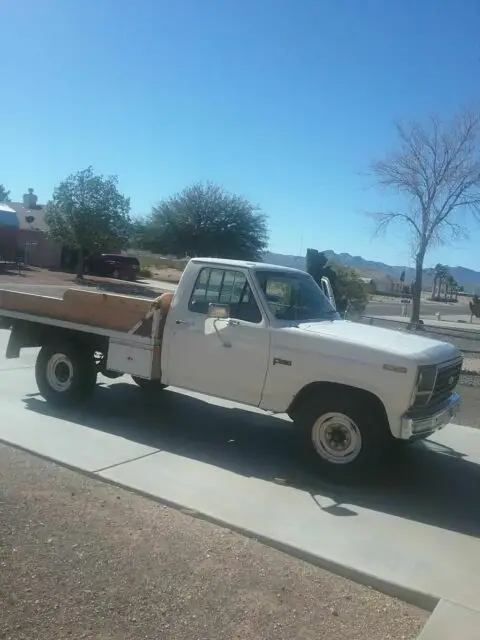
[0,288,154,333]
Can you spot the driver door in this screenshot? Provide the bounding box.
[165,267,270,406]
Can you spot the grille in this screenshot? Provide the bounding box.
[430,359,462,405]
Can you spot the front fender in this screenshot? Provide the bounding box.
[261,359,413,438]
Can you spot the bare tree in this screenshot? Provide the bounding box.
[370,109,480,325]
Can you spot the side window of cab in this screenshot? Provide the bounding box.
[189,268,262,324]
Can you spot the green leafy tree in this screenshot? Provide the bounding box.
[330,263,369,318]
[306,249,368,317]
[306,249,336,285]
[0,184,11,202]
[128,217,149,249]
[45,167,131,275]
[370,110,480,326]
[141,182,268,260]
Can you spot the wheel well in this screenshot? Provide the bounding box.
[287,382,388,425]
[39,327,106,353]
[7,320,107,358]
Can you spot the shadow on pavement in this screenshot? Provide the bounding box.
[23,381,480,539]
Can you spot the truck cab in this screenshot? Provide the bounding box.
[162,258,333,407]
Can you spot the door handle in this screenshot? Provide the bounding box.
[175,319,194,326]
[227,319,240,327]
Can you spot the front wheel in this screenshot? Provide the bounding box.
[35,342,97,407]
[296,393,389,482]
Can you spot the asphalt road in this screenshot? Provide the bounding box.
[0,279,171,299]
[366,300,471,318]
[0,283,73,297]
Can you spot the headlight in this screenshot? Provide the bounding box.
[416,365,437,392]
[411,365,437,407]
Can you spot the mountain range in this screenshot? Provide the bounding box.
[265,251,480,292]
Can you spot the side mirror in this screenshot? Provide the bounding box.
[208,303,230,319]
[320,276,336,310]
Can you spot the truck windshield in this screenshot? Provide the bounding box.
[255,270,339,322]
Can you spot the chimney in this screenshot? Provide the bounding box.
[23,188,38,209]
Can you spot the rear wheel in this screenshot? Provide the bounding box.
[131,376,166,393]
[35,342,97,407]
[295,392,389,482]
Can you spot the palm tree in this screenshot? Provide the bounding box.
[445,274,457,301]
[432,264,449,301]
[446,274,458,302]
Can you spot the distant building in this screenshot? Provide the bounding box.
[0,189,62,268]
[359,277,376,294]
[373,275,404,294]
[357,274,406,295]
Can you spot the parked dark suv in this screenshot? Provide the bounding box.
[85,254,140,281]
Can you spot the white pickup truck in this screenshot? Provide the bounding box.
[0,257,462,481]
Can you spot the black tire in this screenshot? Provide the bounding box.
[35,342,97,407]
[295,392,390,483]
[131,376,166,392]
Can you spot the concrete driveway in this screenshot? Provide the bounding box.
[0,329,479,621]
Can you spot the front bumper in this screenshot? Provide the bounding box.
[400,392,461,440]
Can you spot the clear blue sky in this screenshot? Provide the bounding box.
[2,0,480,269]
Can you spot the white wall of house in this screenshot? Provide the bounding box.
[374,277,403,294]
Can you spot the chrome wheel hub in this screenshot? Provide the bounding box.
[311,412,362,464]
[46,353,74,392]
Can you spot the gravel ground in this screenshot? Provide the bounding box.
[0,445,428,640]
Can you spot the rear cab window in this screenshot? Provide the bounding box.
[189,267,262,324]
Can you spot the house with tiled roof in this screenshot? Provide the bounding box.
[0,189,62,267]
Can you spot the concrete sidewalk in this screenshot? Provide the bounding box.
[418,600,479,639]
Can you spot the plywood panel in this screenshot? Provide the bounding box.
[0,290,66,319]
[62,289,152,331]
[0,288,153,333]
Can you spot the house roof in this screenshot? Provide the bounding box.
[0,202,20,228]
[6,201,48,232]
[0,203,16,214]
